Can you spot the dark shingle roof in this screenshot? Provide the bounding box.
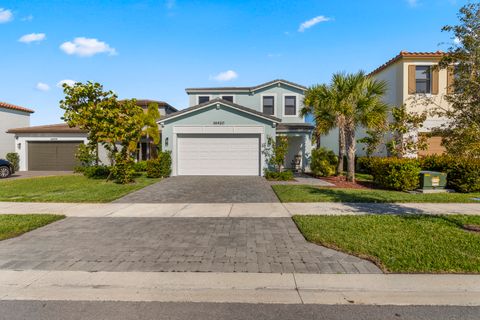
[7,123,86,134]
[185,79,307,93]
[160,98,281,123]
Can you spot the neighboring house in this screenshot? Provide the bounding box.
[8,100,176,171]
[321,51,450,157]
[159,79,313,176]
[0,102,34,159]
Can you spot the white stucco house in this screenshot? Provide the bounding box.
[0,101,34,160]
[159,79,314,176]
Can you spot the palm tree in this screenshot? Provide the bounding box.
[302,84,346,175]
[341,72,389,182]
[303,72,388,182]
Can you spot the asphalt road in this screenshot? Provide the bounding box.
[0,301,478,320]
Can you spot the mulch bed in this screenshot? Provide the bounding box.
[317,175,375,189]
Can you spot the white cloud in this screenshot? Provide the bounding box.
[211,70,238,82]
[0,8,13,23]
[267,53,282,58]
[36,82,50,91]
[406,0,419,7]
[454,37,461,45]
[60,37,117,57]
[56,79,76,88]
[298,15,331,32]
[18,33,46,43]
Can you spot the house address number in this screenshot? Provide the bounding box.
[213,121,225,125]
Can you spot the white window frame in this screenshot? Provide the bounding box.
[282,93,300,117]
[197,95,213,105]
[261,93,277,117]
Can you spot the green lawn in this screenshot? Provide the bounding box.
[0,175,160,203]
[272,185,480,203]
[0,214,65,241]
[293,214,480,273]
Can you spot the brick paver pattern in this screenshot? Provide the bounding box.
[0,218,381,274]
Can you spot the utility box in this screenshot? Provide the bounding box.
[419,171,447,190]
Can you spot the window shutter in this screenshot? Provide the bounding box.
[431,67,439,95]
[408,65,416,94]
[447,66,455,94]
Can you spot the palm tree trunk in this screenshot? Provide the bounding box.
[345,121,356,183]
[336,116,346,175]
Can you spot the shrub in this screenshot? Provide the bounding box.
[111,159,135,184]
[73,166,85,173]
[133,160,148,172]
[310,148,337,177]
[356,157,378,174]
[264,170,294,181]
[146,151,172,178]
[83,165,111,179]
[5,152,19,171]
[75,144,97,167]
[420,155,480,193]
[370,158,421,191]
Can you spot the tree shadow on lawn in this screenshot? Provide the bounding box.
[306,187,428,215]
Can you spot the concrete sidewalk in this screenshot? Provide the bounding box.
[1,270,479,306]
[0,201,480,217]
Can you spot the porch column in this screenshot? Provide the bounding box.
[302,133,312,172]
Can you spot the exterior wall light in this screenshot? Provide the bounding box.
[165,137,169,147]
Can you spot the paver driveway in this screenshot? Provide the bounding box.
[0,217,380,274]
[114,176,280,203]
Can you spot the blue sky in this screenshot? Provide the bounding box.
[0,0,465,125]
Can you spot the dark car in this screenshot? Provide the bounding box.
[0,159,14,178]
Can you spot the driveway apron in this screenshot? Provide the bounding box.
[114,176,280,203]
[0,217,380,274]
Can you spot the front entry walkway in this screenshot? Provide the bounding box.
[0,217,380,274]
[114,176,280,203]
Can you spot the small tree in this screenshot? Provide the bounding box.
[5,153,20,171]
[435,3,480,157]
[387,105,428,158]
[75,144,96,167]
[263,135,289,172]
[142,102,161,159]
[357,129,385,157]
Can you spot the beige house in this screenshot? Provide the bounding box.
[369,50,452,156]
[321,51,452,157]
[0,102,34,159]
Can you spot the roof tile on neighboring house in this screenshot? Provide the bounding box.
[7,123,86,134]
[185,79,307,93]
[277,123,314,132]
[160,98,282,123]
[368,51,445,76]
[121,99,178,112]
[0,101,35,114]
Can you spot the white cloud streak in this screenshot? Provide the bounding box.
[406,0,419,7]
[0,8,13,23]
[18,33,46,43]
[211,70,238,82]
[57,79,76,88]
[36,82,50,91]
[298,15,331,32]
[60,37,117,57]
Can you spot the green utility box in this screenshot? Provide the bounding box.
[419,171,447,190]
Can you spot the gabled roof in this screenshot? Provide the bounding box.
[120,99,178,112]
[185,79,307,93]
[369,51,445,76]
[7,123,86,134]
[0,101,34,114]
[159,98,281,124]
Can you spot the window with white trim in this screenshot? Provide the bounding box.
[284,96,296,116]
[262,96,275,115]
[198,96,210,104]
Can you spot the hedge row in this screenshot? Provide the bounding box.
[357,156,480,193]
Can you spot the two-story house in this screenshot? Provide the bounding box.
[369,51,451,156]
[321,51,451,157]
[159,79,314,176]
[0,101,34,159]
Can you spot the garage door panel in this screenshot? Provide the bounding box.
[177,134,260,176]
[28,141,82,171]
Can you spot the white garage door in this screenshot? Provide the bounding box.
[177,134,260,176]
